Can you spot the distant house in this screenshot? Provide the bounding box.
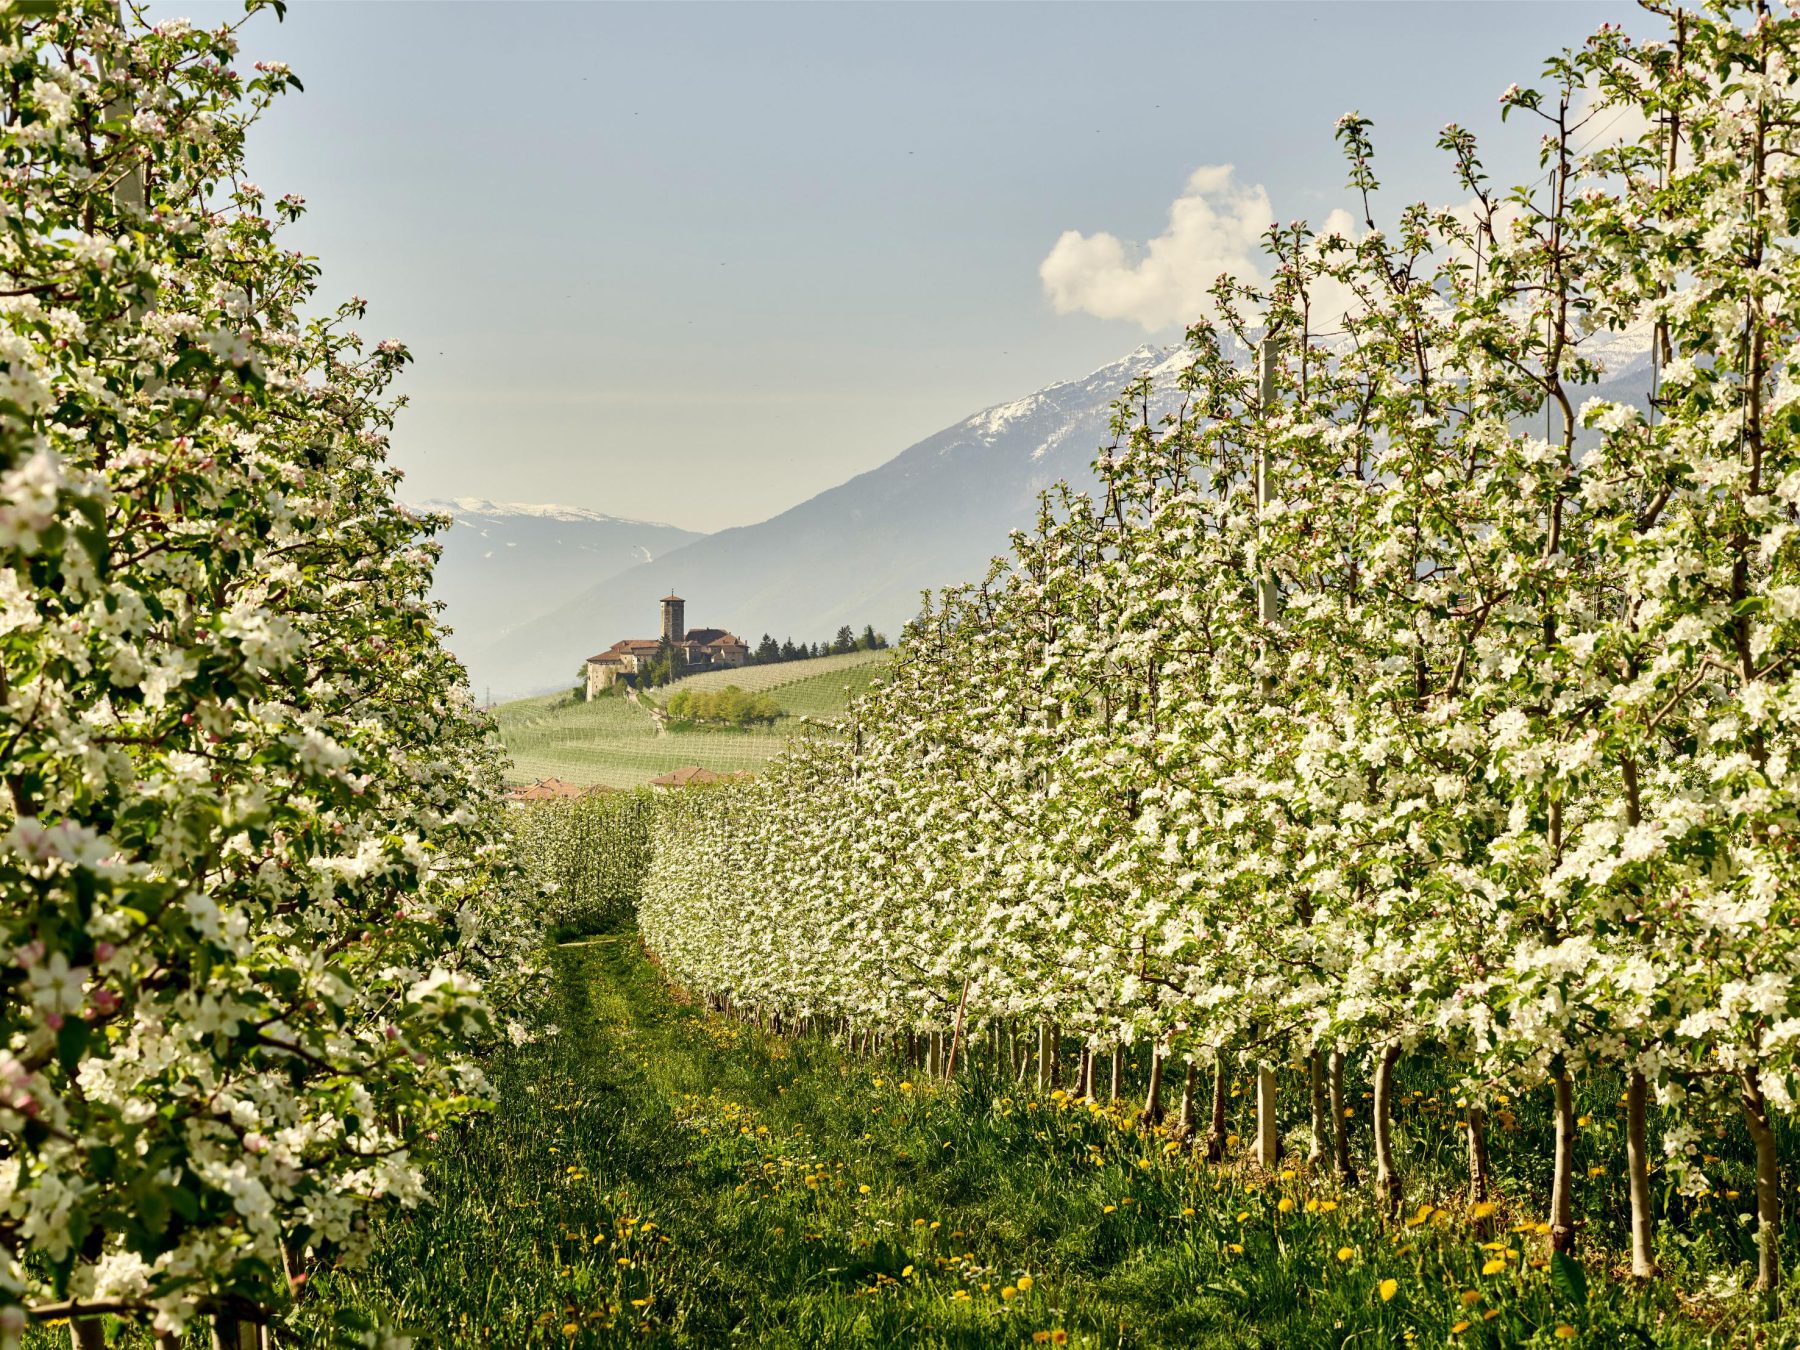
[505,776,585,802]
[649,764,723,789]
[585,594,749,697]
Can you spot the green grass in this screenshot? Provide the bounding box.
[495,653,891,787]
[660,649,891,701]
[286,937,1787,1349]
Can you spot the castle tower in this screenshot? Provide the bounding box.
[660,592,685,646]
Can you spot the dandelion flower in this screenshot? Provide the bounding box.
[1379,1278,1399,1302]
[1555,1328,1576,1341]
[1016,1275,1033,1292]
[1481,1259,1508,1276]
[1278,1198,1296,1213]
[1336,1247,1354,1261]
[1471,1201,1496,1219]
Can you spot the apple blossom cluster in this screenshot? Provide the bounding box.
[641,4,1800,1305]
[0,4,536,1342]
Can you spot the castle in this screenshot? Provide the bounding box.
[584,593,748,697]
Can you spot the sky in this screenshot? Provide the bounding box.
[179,0,1628,533]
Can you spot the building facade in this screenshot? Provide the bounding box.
[585,594,749,697]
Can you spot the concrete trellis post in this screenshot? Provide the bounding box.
[1254,332,1282,1170]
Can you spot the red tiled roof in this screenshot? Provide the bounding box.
[649,765,722,788]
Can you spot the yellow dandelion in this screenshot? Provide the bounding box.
[901,1265,914,1278]
[1471,1201,1496,1219]
[859,1184,871,1194]
[1336,1246,1354,1262]
[1227,1242,1244,1254]
[562,1325,578,1337]
[1460,1290,1480,1305]
[1378,1278,1399,1302]
[1002,1286,1018,1301]
[1016,1275,1033,1292]
[1451,1321,1471,1335]
[1278,1197,1296,1213]
[1481,1259,1508,1276]
[1555,1327,1576,1341]
[1103,1204,1117,1214]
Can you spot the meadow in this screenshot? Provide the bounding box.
[285,935,1790,1348]
[494,653,891,787]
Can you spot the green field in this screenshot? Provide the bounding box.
[655,651,892,709]
[292,937,1740,1349]
[496,652,892,787]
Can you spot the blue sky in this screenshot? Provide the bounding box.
[193,1,1625,531]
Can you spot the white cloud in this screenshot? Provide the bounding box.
[1038,164,1274,331]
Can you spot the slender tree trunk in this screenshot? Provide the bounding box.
[212,1314,267,1350]
[69,1318,105,1350]
[1048,1025,1062,1089]
[1037,1023,1051,1090]
[1466,1107,1492,1206]
[1330,1049,1358,1185]
[1548,1055,1576,1257]
[1076,1045,1093,1099]
[1110,1041,1124,1102]
[1372,1043,1402,1216]
[1743,1069,1782,1310]
[1255,1057,1279,1168]
[1176,1061,1198,1141]
[1308,1052,1327,1165]
[1144,1049,1166,1125]
[927,1029,942,1078]
[1206,1050,1230,1162]
[1625,1070,1658,1278]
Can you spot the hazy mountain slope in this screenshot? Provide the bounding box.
[418,499,704,688]
[466,345,1193,698]
[465,328,1662,700]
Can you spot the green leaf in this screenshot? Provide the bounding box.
[1550,1251,1588,1307]
[56,1014,90,1071]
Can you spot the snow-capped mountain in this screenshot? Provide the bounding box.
[458,327,1668,700]
[463,345,1191,699]
[415,499,704,693]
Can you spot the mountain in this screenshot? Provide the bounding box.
[415,498,704,693]
[463,345,1194,699]
[461,326,1663,701]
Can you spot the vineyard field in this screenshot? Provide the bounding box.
[495,653,888,786]
[657,648,893,703]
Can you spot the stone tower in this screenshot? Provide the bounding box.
[660,592,685,646]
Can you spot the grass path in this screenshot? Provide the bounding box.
[297,939,1721,1348]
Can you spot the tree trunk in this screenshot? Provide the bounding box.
[1466,1107,1492,1206]
[1372,1042,1402,1217]
[1206,1050,1230,1161]
[1110,1041,1124,1102]
[69,1317,105,1350]
[1036,1023,1051,1090]
[1255,1057,1279,1168]
[1625,1070,1657,1278]
[1176,1061,1198,1141]
[1076,1045,1093,1099]
[1329,1049,1358,1185]
[927,1029,942,1078]
[1143,1049,1166,1125]
[1743,1069,1782,1310]
[1548,1055,1576,1257]
[1048,1025,1061,1088]
[1308,1052,1327,1165]
[212,1314,267,1350]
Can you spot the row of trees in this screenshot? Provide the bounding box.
[0,4,532,1343]
[640,3,1800,1310]
[746,625,888,666]
[664,686,782,729]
